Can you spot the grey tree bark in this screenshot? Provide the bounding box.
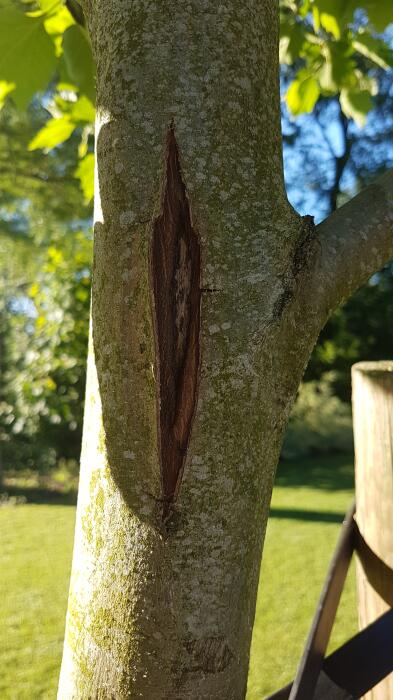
[58,1,393,698]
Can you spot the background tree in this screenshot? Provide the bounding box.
[0,101,92,472]
[1,0,393,471]
[1,0,392,470]
[282,77,393,415]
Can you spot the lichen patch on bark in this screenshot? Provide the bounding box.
[151,125,201,520]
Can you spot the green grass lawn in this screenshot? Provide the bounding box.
[247,455,356,698]
[0,455,356,699]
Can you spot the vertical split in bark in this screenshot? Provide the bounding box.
[151,125,201,520]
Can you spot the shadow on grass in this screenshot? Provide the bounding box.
[269,507,345,523]
[276,453,354,492]
[1,485,77,506]
[1,453,353,508]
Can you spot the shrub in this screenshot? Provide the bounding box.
[281,373,353,460]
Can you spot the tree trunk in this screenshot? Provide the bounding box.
[58,2,393,698]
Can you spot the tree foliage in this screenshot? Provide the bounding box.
[281,0,393,125]
[307,265,393,399]
[0,103,91,471]
[0,0,95,199]
[1,236,91,471]
[0,0,392,470]
[0,0,392,200]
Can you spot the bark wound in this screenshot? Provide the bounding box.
[151,126,200,520]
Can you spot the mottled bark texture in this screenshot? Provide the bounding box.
[58,1,393,699]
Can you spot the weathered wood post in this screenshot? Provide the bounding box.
[352,361,393,700]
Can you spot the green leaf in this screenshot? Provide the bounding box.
[313,7,339,39]
[78,127,89,158]
[287,74,320,115]
[28,282,40,298]
[28,115,76,150]
[312,0,357,34]
[0,80,15,108]
[320,13,340,39]
[280,0,298,11]
[339,87,372,127]
[353,33,393,71]
[0,8,57,108]
[299,0,311,18]
[318,41,355,93]
[44,5,74,39]
[74,153,94,202]
[62,25,95,103]
[280,20,306,64]
[70,95,95,123]
[313,1,341,38]
[353,69,378,96]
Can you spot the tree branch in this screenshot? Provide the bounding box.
[314,170,393,317]
[328,109,351,214]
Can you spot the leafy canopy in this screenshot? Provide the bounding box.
[0,0,392,200]
[281,0,393,123]
[0,1,392,471]
[0,0,95,199]
[0,102,92,471]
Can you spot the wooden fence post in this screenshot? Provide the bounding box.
[352,361,393,700]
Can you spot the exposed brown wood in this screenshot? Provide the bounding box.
[352,362,393,700]
[151,125,200,520]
